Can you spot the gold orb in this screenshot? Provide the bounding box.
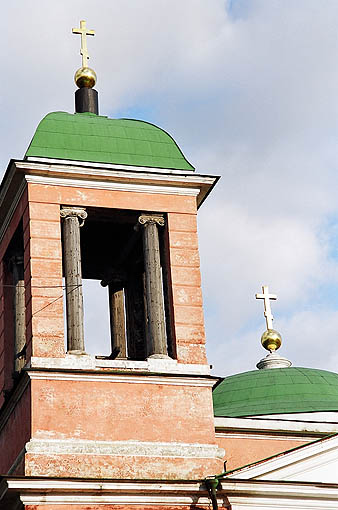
[261,329,282,352]
[74,67,97,88]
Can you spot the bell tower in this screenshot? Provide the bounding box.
[0,21,223,509]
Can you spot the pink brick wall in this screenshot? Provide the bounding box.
[24,202,64,358]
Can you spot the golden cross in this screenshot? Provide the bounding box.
[255,285,277,330]
[72,20,95,68]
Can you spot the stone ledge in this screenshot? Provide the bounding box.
[30,354,211,375]
[25,438,224,459]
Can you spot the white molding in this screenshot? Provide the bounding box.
[251,412,338,423]
[27,369,215,387]
[2,478,209,506]
[17,160,217,186]
[215,432,317,442]
[30,354,211,375]
[26,438,224,459]
[25,174,200,197]
[225,433,338,482]
[4,478,203,492]
[221,479,338,508]
[25,156,196,175]
[3,477,338,508]
[214,416,338,435]
[19,494,212,506]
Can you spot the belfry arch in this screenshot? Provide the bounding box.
[61,206,175,360]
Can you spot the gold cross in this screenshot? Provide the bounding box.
[255,285,277,330]
[72,20,95,68]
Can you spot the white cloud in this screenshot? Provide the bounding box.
[2,0,338,377]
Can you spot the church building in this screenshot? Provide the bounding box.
[1,20,338,510]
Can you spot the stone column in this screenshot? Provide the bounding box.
[138,214,167,357]
[11,256,26,373]
[60,207,87,354]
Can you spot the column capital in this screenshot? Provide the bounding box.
[60,207,87,226]
[138,214,165,227]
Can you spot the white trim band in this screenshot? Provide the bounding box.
[214,416,338,435]
[28,369,215,387]
[30,354,211,375]
[25,174,200,197]
[26,438,224,459]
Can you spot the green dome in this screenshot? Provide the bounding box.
[25,112,195,171]
[213,367,338,417]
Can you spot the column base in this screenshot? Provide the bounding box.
[67,349,87,355]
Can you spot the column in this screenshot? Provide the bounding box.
[11,256,26,373]
[138,213,167,357]
[108,284,126,358]
[125,272,147,360]
[60,207,87,354]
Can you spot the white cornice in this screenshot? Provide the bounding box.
[27,369,215,387]
[16,160,217,187]
[25,156,197,175]
[1,478,209,506]
[214,416,338,435]
[24,174,200,197]
[216,432,318,441]
[3,477,338,507]
[221,479,338,509]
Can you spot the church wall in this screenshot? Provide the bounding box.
[0,384,31,474]
[25,375,220,479]
[0,188,28,261]
[168,213,207,365]
[0,190,28,403]
[0,170,219,483]
[216,433,314,471]
[26,183,197,214]
[30,378,215,443]
[24,201,64,359]
[24,181,208,365]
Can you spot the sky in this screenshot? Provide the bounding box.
[2,0,338,377]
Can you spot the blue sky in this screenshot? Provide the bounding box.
[2,0,338,376]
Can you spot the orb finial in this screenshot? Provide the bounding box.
[72,20,97,89]
[255,285,282,352]
[255,285,292,370]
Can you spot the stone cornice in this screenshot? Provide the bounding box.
[14,159,219,207]
[2,476,338,507]
[26,368,216,387]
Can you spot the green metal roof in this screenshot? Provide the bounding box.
[25,112,195,171]
[213,367,338,417]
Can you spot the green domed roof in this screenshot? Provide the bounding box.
[25,112,195,171]
[213,367,338,417]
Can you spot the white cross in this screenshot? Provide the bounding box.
[255,285,277,330]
